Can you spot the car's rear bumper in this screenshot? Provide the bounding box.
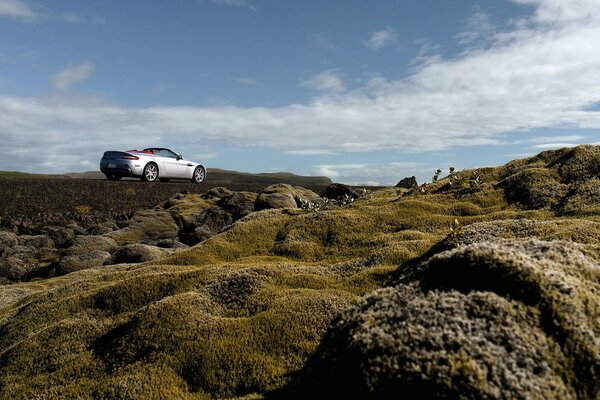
[100,159,144,177]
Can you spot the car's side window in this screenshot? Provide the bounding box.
[156,149,177,158]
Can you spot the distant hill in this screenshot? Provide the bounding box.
[204,168,332,186]
[8,168,332,186]
[0,171,68,179]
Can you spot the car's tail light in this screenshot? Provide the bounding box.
[122,155,139,160]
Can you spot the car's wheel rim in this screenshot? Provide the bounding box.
[145,165,157,181]
[195,168,205,182]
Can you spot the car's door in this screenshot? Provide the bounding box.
[155,149,188,178]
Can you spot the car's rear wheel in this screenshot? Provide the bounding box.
[141,163,159,182]
[105,174,121,181]
[191,166,206,183]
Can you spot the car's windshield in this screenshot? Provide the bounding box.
[144,148,178,159]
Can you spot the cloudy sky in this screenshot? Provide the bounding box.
[0,0,599,184]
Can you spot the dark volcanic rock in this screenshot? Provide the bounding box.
[217,192,255,218]
[19,235,54,249]
[323,183,363,201]
[0,257,28,281]
[169,191,258,246]
[179,206,235,246]
[395,176,418,189]
[202,187,233,199]
[0,231,18,248]
[284,239,600,400]
[184,225,214,245]
[0,245,59,280]
[155,239,189,249]
[44,226,75,248]
[86,222,118,235]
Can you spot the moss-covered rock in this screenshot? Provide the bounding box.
[108,210,179,245]
[44,226,75,248]
[286,239,600,399]
[0,257,28,281]
[19,234,54,249]
[57,250,112,275]
[559,178,600,216]
[109,243,173,264]
[0,146,599,399]
[0,231,18,248]
[433,219,600,252]
[66,235,118,256]
[497,145,600,215]
[555,145,600,183]
[255,184,322,211]
[0,245,59,281]
[497,167,567,209]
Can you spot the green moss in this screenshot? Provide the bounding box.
[499,167,568,209]
[559,179,600,216]
[556,145,600,183]
[1,146,599,399]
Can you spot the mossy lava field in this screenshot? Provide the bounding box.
[0,145,599,399]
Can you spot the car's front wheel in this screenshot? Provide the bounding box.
[191,166,206,184]
[141,163,159,182]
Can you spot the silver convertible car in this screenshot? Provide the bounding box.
[100,148,206,183]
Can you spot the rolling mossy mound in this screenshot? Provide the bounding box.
[285,237,600,399]
[0,145,599,399]
[497,145,600,213]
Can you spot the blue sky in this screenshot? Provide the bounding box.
[0,0,599,184]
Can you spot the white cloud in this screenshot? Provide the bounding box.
[0,0,37,20]
[300,70,345,92]
[506,153,534,158]
[525,134,587,143]
[363,27,398,50]
[532,142,579,149]
[313,164,367,178]
[389,161,426,168]
[0,1,105,23]
[511,0,598,24]
[1,0,600,177]
[285,149,337,156]
[52,62,94,91]
[456,7,495,45]
[312,162,430,185]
